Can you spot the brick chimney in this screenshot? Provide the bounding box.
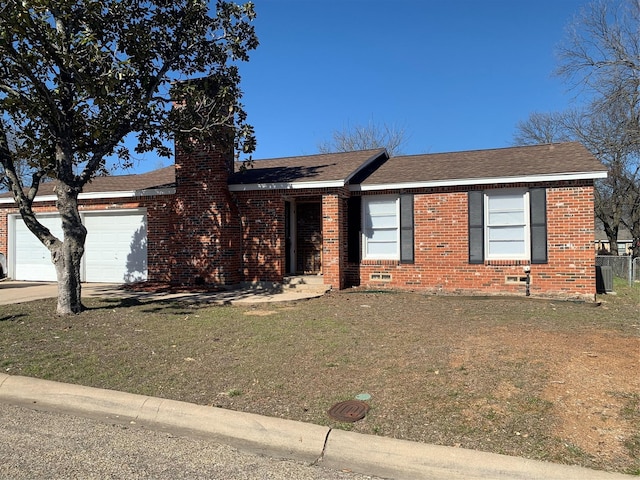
[170,134,243,286]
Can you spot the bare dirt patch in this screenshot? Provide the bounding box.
[1,284,638,474]
[541,333,639,465]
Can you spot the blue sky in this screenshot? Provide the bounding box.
[239,0,589,159]
[129,0,591,172]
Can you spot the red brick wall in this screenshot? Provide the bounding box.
[233,190,285,283]
[356,183,597,299]
[321,193,343,289]
[231,189,347,288]
[171,145,242,285]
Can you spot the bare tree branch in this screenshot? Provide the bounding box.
[318,120,410,156]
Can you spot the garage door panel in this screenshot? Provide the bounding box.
[14,215,63,281]
[83,212,147,283]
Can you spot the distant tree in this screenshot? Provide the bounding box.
[515,107,638,255]
[514,0,640,256]
[513,112,573,145]
[559,0,640,257]
[318,120,409,156]
[0,0,258,314]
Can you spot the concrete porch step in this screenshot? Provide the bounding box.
[283,275,329,294]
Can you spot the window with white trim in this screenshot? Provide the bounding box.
[485,190,530,260]
[362,196,399,259]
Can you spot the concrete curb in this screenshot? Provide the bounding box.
[0,373,634,480]
[322,429,634,479]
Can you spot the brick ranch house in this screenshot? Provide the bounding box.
[0,141,607,299]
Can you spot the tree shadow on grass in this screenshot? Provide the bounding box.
[0,313,27,322]
[85,296,203,316]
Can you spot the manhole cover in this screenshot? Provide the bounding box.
[327,400,369,422]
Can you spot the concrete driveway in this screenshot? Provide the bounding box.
[0,281,124,305]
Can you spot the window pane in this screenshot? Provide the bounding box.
[367,229,397,242]
[367,200,397,215]
[369,214,397,229]
[488,210,524,225]
[488,194,524,210]
[488,226,525,241]
[367,241,397,256]
[488,240,525,255]
[487,193,525,228]
[488,226,525,255]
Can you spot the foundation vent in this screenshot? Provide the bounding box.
[505,275,528,285]
[370,273,392,282]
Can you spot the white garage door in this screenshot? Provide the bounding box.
[11,210,147,283]
[13,214,63,281]
[83,211,147,283]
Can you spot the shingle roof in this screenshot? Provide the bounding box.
[596,226,633,242]
[0,166,175,200]
[0,142,607,203]
[360,142,607,187]
[81,165,175,193]
[228,149,387,186]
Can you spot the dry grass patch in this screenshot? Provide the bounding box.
[1,281,638,474]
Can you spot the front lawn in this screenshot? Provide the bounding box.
[1,283,638,474]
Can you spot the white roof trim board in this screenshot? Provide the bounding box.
[228,180,345,191]
[228,170,607,192]
[351,171,608,192]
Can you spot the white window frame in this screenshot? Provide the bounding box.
[362,195,400,260]
[484,189,530,261]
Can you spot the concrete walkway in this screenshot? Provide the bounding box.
[0,280,324,305]
[0,374,633,480]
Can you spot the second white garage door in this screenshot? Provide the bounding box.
[83,211,147,283]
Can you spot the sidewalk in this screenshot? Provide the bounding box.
[0,280,325,305]
[0,373,633,480]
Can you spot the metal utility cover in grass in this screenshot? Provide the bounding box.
[327,400,369,422]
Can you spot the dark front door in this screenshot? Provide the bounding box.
[295,202,322,274]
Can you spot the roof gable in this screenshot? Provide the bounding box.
[227,149,387,190]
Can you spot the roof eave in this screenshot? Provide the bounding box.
[0,187,176,205]
[351,171,608,192]
[228,179,346,192]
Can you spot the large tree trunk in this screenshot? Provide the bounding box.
[605,233,620,255]
[53,185,87,315]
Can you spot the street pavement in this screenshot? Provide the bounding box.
[0,402,381,480]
